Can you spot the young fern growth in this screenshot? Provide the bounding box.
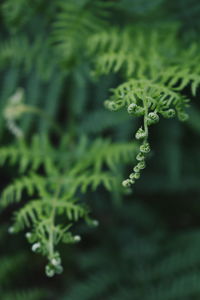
[104,79,190,187]
[88,25,200,187]
[0,133,137,277]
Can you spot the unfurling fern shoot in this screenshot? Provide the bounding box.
[104,78,190,187]
[0,134,137,276]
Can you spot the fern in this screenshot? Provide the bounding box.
[0,134,57,173]
[87,24,200,187]
[0,35,58,80]
[104,78,190,187]
[1,173,46,207]
[88,24,179,78]
[1,0,200,292]
[51,0,111,65]
[0,134,137,276]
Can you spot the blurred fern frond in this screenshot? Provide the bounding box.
[87,24,179,78]
[0,134,137,276]
[90,23,200,187]
[0,134,57,173]
[51,0,112,65]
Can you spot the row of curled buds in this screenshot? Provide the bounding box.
[122,102,151,187]
[122,141,150,188]
[3,88,26,138]
[151,108,188,122]
[160,107,188,121]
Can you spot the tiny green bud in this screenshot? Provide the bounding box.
[25,232,32,242]
[45,264,55,278]
[134,173,140,179]
[127,103,137,115]
[32,242,41,252]
[129,173,135,179]
[104,100,118,111]
[136,153,145,161]
[55,265,63,275]
[25,232,31,239]
[8,226,15,234]
[25,232,36,243]
[130,172,140,180]
[129,179,135,184]
[127,103,145,116]
[135,127,147,140]
[92,220,99,227]
[51,255,61,266]
[147,112,159,125]
[137,161,146,170]
[51,258,59,266]
[74,235,81,242]
[122,179,132,188]
[162,109,176,118]
[133,166,140,173]
[140,142,151,154]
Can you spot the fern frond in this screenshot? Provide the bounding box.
[0,135,57,174]
[160,65,200,96]
[88,27,137,77]
[88,25,200,103]
[1,134,136,277]
[0,35,58,80]
[1,173,46,208]
[88,25,179,78]
[104,77,191,187]
[107,78,189,117]
[55,197,89,221]
[13,200,44,230]
[0,36,30,68]
[71,138,137,175]
[67,172,119,196]
[51,0,111,63]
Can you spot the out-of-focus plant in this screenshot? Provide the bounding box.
[0,0,200,287]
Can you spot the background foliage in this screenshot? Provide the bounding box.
[0,0,200,299]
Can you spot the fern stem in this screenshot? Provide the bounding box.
[143,97,149,142]
[48,182,62,259]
